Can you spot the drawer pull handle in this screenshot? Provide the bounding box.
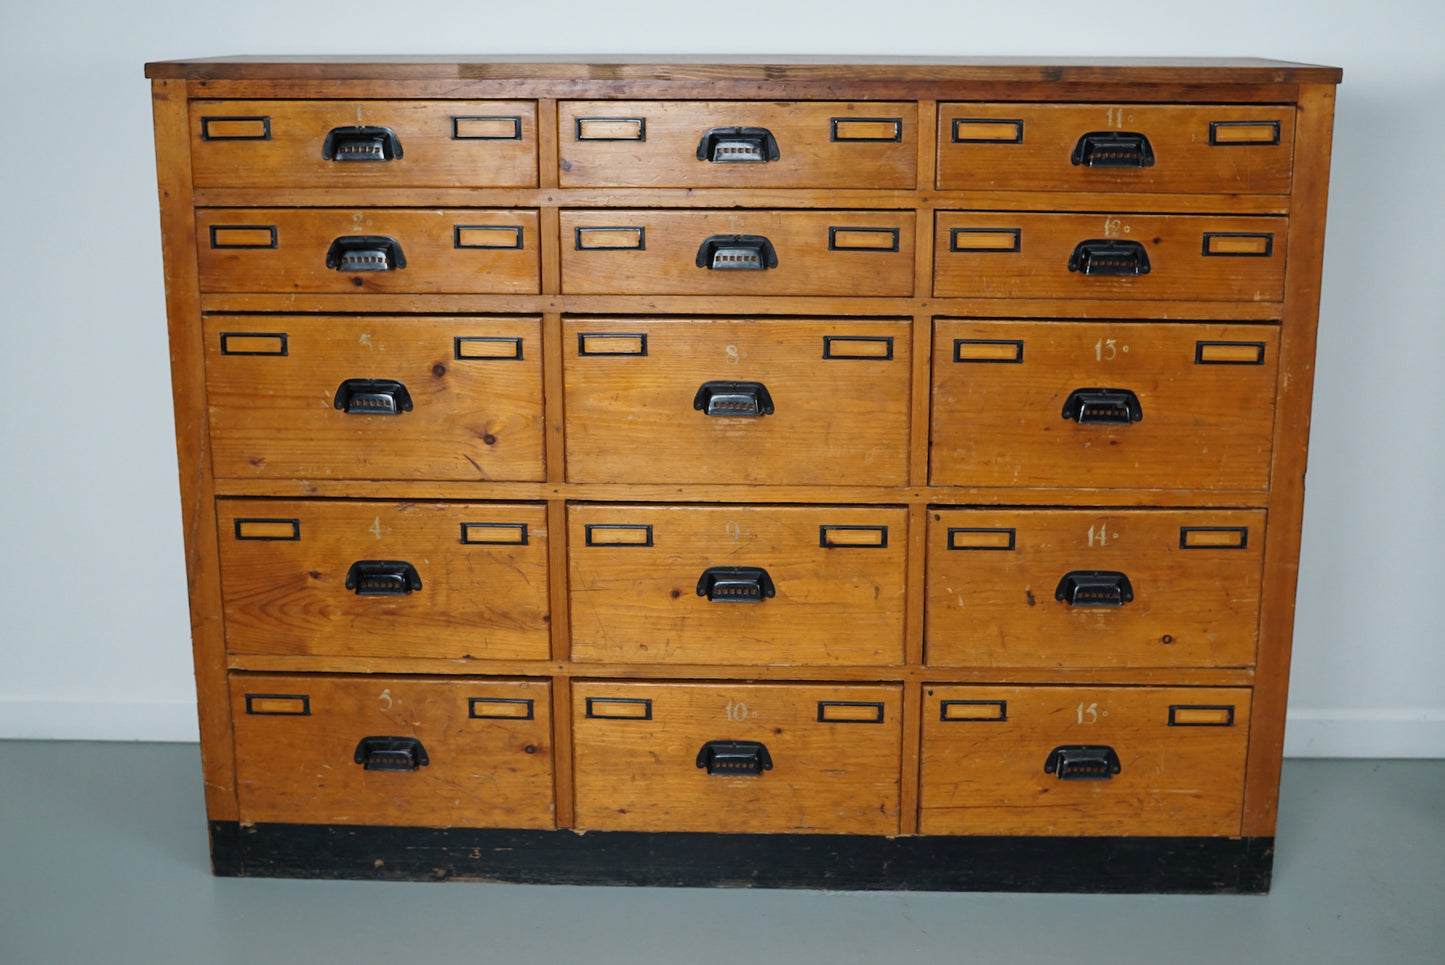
[322,125,403,162]
[345,560,423,596]
[695,234,778,271]
[1061,387,1143,425]
[696,566,776,603]
[326,235,407,272]
[333,378,413,416]
[1055,570,1134,607]
[695,126,781,163]
[696,739,773,776]
[1067,239,1150,276]
[1043,745,1121,780]
[353,736,429,771]
[693,380,775,418]
[1070,131,1155,168]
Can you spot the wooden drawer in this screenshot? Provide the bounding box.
[926,509,1265,668]
[919,685,1251,835]
[203,315,544,482]
[216,499,550,660]
[562,317,911,485]
[930,319,1280,490]
[560,209,915,296]
[568,504,907,666]
[937,103,1294,193]
[933,211,1287,301]
[230,673,554,827]
[196,208,540,294]
[190,100,538,188]
[572,681,902,833]
[558,101,916,188]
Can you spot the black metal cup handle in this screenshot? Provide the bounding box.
[1067,239,1150,276]
[1061,387,1142,424]
[326,235,407,272]
[696,740,774,775]
[1043,745,1121,780]
[1055,571,1134,607]
[693,381,775,418]
[354,736,428,771]
[696,566,776,602]
[695,235,778,271]
[1070,131,1155,167]
[345,560,423,596]
[322,125,403,161]
[333,378,413,416]
[696,126,781,163]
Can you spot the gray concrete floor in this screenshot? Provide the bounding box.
[1,742,1441,964]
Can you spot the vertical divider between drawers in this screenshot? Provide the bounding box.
[551,673,576,828]
[538,97,560,191]
[899,506,931,834]
[538,96,570,826]
[898,99,940,833]
[910,100,939,489]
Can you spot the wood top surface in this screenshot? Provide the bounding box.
[144,55,1343,84]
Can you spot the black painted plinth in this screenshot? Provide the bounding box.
[209,822,1273,893]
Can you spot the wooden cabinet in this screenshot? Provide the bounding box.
[146,56,1340,893]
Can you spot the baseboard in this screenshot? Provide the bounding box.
[0,698,199,742]
[2,699,1441,756]
[1282,708,1445,758]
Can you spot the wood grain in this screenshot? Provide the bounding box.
[562,317,912,485]
[145,56,1343,86]
[230,673,555,827]
[216,499,550,660]
[196,208,540,294]
[147,60,1339,863]
[572,681,902,833]
[934,211,1288,302]
[189,99,538,188]
[560,209,915,296]
[930,319,1281,490]
[1243,84,1338,837]
[225,655,1254,688]
[559,100,916,188]
[925,509,1266,668]
[937,103,1295,194]
[203,315,544,481]
[919,684,1251,835]
[568,504,908,666]
[151,79,240,823]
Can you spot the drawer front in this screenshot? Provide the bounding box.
[231,673,554,827]
[926,509,1265,668]
[196,208,540,294]
[930,320,1280,490]
[559,101,916,188]
[919,685,1250,835]
[190,100,538,188]
[204,315,545,482]
[560,209,915,296]
[217,500,550,660]
[933,211,1287,301]
[562,317,911,485]
[572,681,902,833]
[568,504,907,666]
[937,103,1294,193]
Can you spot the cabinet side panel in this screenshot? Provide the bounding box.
[152,79,238,823]
[1243,83,1338,836]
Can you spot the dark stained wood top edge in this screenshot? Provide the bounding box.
[144,55,1343,84]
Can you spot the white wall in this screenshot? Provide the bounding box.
[1,0,1441,755]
